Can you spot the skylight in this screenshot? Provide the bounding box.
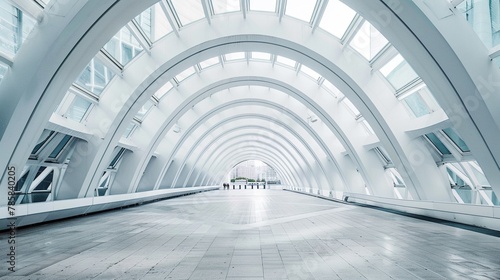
[170,0,205,26]
[0,1,36,56]
[66,96,92,122]
[175,67,196,83]
[154,81,173,100]
[380,54,419,91]
[212,0,241,14]
[275,56,296,68]
[135,100,154,121]
[300,65,321,80]
[349,21,388,61]
[225,52,246,61]
[249,0,277,12]
[251,52,271,60]
[321,79,340,98]
[104,26,144,65]
[146,3,173,42]
[343,98,360,116]
[285,0,318,23]
[199,56,220,69]
[319,0,356,39]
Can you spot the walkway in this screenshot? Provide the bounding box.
[1,189,499,279]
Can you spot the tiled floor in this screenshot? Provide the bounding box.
[1,189,499,279]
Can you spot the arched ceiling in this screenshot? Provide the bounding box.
[1,0,500,208]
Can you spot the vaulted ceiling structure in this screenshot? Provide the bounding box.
[1,0,500,220]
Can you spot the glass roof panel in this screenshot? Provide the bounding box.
[66,95,92,122]
[285,0,318,22]
[300,65,321,80]
[170,0,205,26]
[318,0,356,39]
[154,81,174,100]
[74,58,116,96]
[150,3,173,42]
[0,61,8,83]
[443,128,471,153]
[425,133,451,155]
[343,98,360,116]
[135,100,154,121]
[104,26,144,65]
[349,21,389,61]
[212,0,241,14]
[175,67,196,83]
[275,56,296,68]
[199,56,220,69]
[225,52,246,61]
[322,79,341,98]
[0,1,36,56]
[251,52,271,60]
[402,91,431,118]
[386,60,419,91]
[135,7,153,41]
[380,54,404,76]
[123,122,137,138]
[49,135,72,159]
[249,0,277,12]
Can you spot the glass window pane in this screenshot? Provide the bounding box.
[225,52,245,61]
[251,52,271,60]
[276,56,296,68]
[212,0,241,14]
[151,3,173,41]
[66,96,92,122]
[403,91,431,117]
[343,98,360,116]
[170,0,205,26]
[318,0,356,39]
[322,79,340,98]
[74,58,115,96]
[300,64,321,80]
[123,122,136,138]
[154,81,174,100]
[199,56,220,69]
[0,2,36,56]
[250,0,277,12]
[135,7,153,41]
[443,128,471,152]
[49,135,72,159]
[425,133,451,155]
[381,54,419,91]
[175,67,196,82]
[349,21,388,61]
[285,0,318,22]
[32,130,55,155]
[104,26,143,66]
[136,100,154,121]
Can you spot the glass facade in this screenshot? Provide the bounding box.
[0,1,36,56]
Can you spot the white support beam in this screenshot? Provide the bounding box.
[342,15,364,47]
[489,44,500,60]
[126,22,152,54]
[311,0,329,33]
[241,0,247,19]
[95,50,123,78]
[159,0,180,37]
[278,0,286,22]
[201,0,212,25]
